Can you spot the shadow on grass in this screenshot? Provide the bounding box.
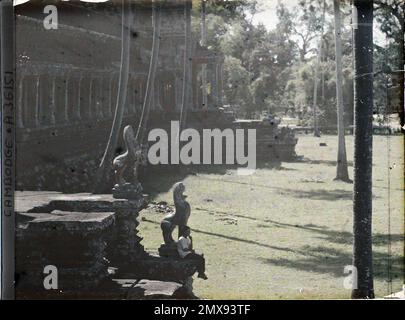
[278,188,354,201]
[190,175,357,201]
[255,219,404,280]
[143,215,403,280]
[290,157,354,167]
[192,182,356,200]
[193,208,401,248]
[141,158,359,203]
[263,219,404,247]
[259,245,404,280]
[142,218,295,253]
[140,161,283,201]
[143,205,403,281]
[141,164,238,201]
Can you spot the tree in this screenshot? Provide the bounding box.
[200,0,208,109]
[136,0,162,141]
[94,0,132,193]
[279,1,355,127]
[333,0,350,182]
[180,0,192,130]
[203,0,258,22]
[222,56,253,117]
[292,0,325,62]
[312,0,326,137]
[352,0,375,299]
[373,42,400,114]
[374,0,404,130]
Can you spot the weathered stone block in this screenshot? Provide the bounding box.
[16,208,115,294]
[116,254,199,283]
[112,182,143,200]
[24,211,115,232]
[116,279,184,299]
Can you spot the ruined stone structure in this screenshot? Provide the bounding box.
[15,127,201,299]
[15,1,298,193]
[234,118,298,161]
[14,0,296,300]
[15,190,200,299]
[16,207,116,297]
[15,0,225,192]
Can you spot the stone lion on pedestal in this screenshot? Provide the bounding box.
[159,182,190,256]
[112,125,146,199]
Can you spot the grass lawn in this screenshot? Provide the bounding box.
[138,134,404,299]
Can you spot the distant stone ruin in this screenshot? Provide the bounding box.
[16,188,202,299]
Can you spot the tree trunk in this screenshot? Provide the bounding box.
[333,0,350,182]
[200,0,208,109]
[135,1,161,142]
[399,15,404,132]
[93,0,131,193]
[312,0,326,137]
[179,1,192,130]
[352,0,374,299]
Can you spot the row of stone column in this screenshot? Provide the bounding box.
[16,65,224,130]
[16,73,146,129]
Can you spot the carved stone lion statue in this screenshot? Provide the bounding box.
[112,125,146,199]
[160,182,190,247]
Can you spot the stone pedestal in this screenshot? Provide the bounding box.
[117,254,198,282]
[14,191,201,299]
[108,198,148,265]
[112,182,143,200]
[119,279,186,299]
[16,210,115,295]
[158,243,179,257]
[15,192,148,299]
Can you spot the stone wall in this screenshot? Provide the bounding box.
[15,192,198,299]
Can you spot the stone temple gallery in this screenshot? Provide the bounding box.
[12,0,298,299]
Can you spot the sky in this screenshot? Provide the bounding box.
[249,0,385,46]
[250,0,299,31]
